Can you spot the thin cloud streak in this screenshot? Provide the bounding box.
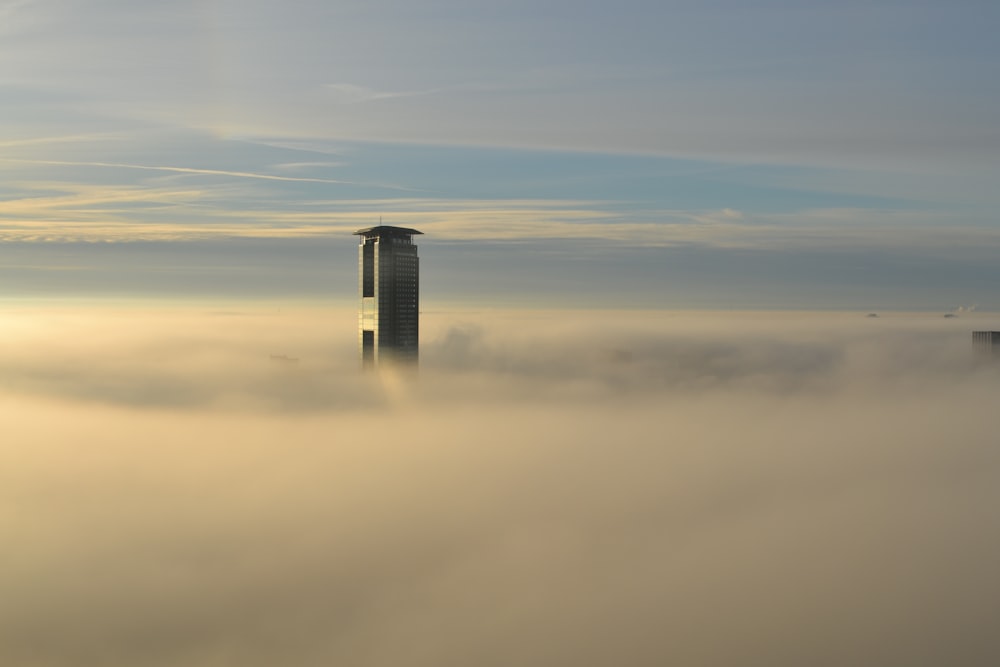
[323,82,443,104]
[1,158,420,190]
[0,133,122,149]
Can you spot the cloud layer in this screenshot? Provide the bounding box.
[2,306,1000,666]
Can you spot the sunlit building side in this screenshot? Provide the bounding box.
[355,226,422,368]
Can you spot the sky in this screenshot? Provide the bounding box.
[1,0,998,308]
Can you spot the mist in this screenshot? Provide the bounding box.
[2,305,999,666]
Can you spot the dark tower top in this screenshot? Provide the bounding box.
[354,226,423,239]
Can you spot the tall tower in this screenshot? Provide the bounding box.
[355,225,422,367]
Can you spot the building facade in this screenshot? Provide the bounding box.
[972,331,1000,356]
[355,225,422,367]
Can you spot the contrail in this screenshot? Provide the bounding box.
[2,158,422,191]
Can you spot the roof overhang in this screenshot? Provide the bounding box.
[353,225,423,237]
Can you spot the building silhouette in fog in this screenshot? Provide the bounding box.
[972,331,1000,357]
[355,226,421,367]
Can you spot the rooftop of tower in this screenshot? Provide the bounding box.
[353,225,423,238]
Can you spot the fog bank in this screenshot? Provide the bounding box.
[2,307,998,666]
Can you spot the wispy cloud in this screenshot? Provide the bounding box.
[4,158,359,186]
[272,161,348,170]
[323,83,441,105]
[0,133,122,150]
[321,80,531,106]
[3,182,998,254]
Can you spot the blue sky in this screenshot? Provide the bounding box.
[1,0,998,308]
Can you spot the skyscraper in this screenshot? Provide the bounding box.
[355,225,422,367]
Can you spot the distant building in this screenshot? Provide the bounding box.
[355,225,422,368]
[972,331,1000,356]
